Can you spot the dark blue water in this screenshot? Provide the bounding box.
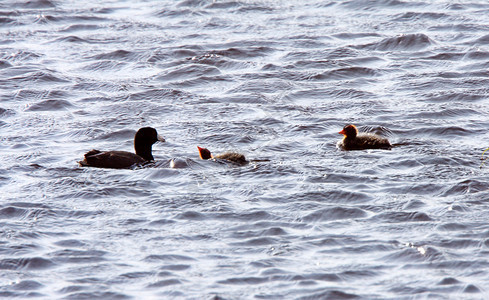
[1,0,489,298]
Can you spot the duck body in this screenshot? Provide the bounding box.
[79,149,146,169]
[197,146,248,165]
[338,124,391,151]
[214,152,247,165]
[79,127,164,169]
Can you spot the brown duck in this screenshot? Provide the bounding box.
[79,127,165,169]
[197,146,248,165]
[338,124,391,150]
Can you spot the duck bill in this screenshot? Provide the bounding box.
[338,129,346,135]
[157,135,166,142]
[197,146,206,159]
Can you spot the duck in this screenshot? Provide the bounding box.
[197,146,248,165]
[79,127,165,169]
[337,124,391,150]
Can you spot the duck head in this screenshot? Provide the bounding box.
[197,146,213,160]
[339,124,358,139]
[134,127,165,161]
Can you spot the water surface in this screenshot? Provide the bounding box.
[1,0,489,298]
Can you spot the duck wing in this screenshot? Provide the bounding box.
[79,150,145,169]
[214,152,248,165]
[356,134,392,150]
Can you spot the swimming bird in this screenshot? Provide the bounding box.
[337,124,391,150]
[79,127,165,169]
[197,146,248,165]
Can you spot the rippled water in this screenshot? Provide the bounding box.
[2,0,489,298]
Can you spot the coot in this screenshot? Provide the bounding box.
[338,124,391,150]
[79,127,165,169]
[197,146,247,165]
